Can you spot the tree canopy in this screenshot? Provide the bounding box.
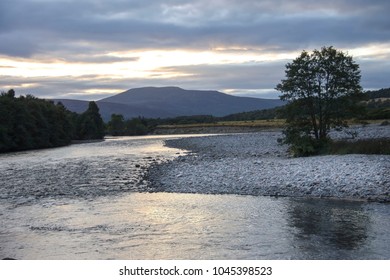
[75,101,105,140]
[106,114,148,136]
[276,46,364,156]
[0,90,105,153]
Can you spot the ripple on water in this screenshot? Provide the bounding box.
[3,193,390,260]
[0,136,389,260]
[0,136,186,204]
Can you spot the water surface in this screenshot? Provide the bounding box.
[0,136,389,259]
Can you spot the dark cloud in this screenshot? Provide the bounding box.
[1,0,389,98]
[1,0,389,57]
[359,59,390,89]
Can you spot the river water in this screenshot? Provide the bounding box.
[0,136,389,259]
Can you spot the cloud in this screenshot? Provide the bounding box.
[0,74,120,99]
[359,59,390,89]
[1,0,389,58]
[54,54,139,64]
[0,0,389,99]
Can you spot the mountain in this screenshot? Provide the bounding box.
[99,86,284,117]
[55,87,285,121]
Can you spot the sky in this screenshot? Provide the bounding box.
[0,0,389,100]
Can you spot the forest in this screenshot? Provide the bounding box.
[0,89,104,153]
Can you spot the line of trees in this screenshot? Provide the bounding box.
[106,114,149,136]
[363,88,390,120]
[0,89,104,153]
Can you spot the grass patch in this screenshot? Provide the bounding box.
[156,119,286,129]
[327,138,390,155]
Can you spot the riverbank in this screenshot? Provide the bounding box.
[146,124,390,202]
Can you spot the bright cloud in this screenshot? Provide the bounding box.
[0,0,389,99]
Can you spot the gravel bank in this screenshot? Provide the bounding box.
[146,124,390,202]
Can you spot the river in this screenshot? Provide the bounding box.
[0,136,389,259]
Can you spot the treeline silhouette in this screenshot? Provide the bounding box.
[0,90,104,153]
[363,88,390,119]
[105,108,284,136]
[106,114,149,136]
[1,88,388,152]
[365,88,390,99]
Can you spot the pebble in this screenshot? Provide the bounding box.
[146,124,390,202]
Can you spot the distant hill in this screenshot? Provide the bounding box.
[99,86,284,118]
[55,87,285,121]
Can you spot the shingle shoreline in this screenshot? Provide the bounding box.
[145,124,390,202]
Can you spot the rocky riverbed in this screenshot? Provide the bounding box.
[146,124,390,202]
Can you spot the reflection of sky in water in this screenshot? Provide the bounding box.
[0,135,189,165]
[0,136,389,260]
[0,136,192,202]
[1,193,389,260]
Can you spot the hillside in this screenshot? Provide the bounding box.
[55,87,285,121]
[99,86,284,118]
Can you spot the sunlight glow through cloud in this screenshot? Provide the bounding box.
[0,49,298,81]
[348,43,390,60]
[0,0,389,99]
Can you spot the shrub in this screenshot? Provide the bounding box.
[327,138,390,155]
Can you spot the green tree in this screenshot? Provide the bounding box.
[125,118,148,136]
[275,46,363,156]
[77,101,105,140]
[0,90,76,152]
[107,114,125,136]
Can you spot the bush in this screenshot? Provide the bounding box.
[278,127,330,157]
[327,138,390,155]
